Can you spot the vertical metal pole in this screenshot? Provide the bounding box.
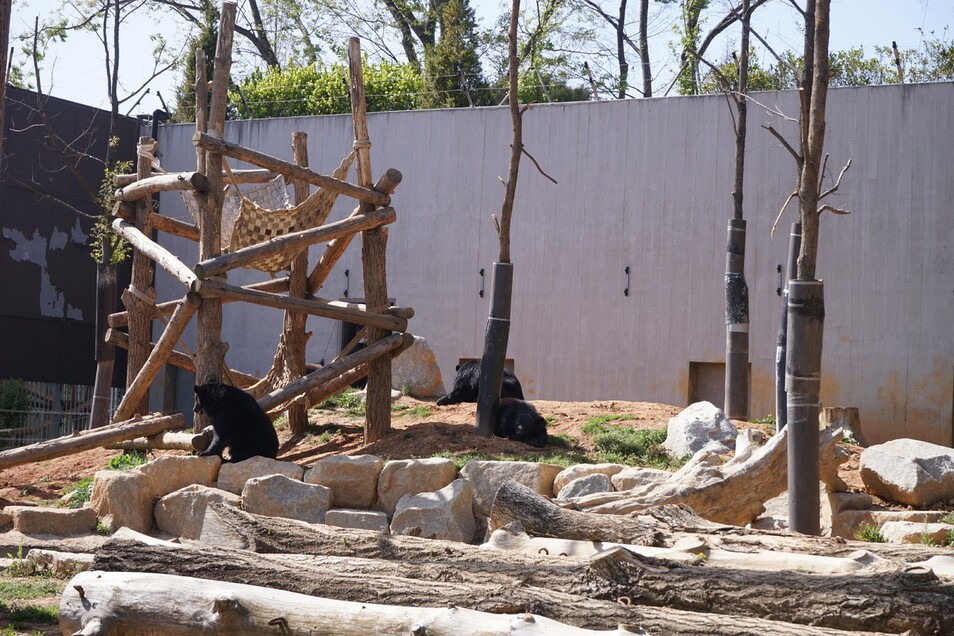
[724,218,749,418]
[786,279,824,535]
[775,222,801,431]
[476,262,514,437]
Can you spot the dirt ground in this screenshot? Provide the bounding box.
[0,396,868,505]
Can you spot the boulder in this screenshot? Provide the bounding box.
[154,484,239,540]
[390,336,446,398]
[217,457,304,495]
[24,549,93,577]
[880,520,954,545]
[833,510,951,541]
[136,455,221,498]
[390,479,476,543]
[611,466,673,491]
[324,509,390,533]
[376,457,458,515]
[459,460,562,516]
[557,473,613,499]
[860,439,954,507]
[552,463,626,496]
[305,455,383,509]
[6,505,97,536]
[664,401,738,459]
[242,474,331,524]
[89,469,155,533]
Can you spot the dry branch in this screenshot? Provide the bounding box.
[113,168,278,188]
[113,202,200,241]
[0,412,184,470]
[105,429,212,451]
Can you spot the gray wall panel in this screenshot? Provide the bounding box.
[153,83,954,445]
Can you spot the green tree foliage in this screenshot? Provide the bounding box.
[0,379,31,430]
[421,0,490,107]
[698,31,954,94]
[233,60,425,117]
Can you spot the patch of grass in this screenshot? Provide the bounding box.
[854,522,886,543]
[392,405,433,418]
[939,513,954,525]
[0,578,61,599]
[546,433,576,448]
[749,413,776,426]
[314,389,365,418]
[580,419,682,469]
[431,451,492,472]
[62,477,93,509]
[581,414,635,435]
[7,604,58,624]
[106,450,149,471]
[0,575,61,633]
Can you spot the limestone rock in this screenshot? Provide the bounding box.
[24,549,92,576]
[664,401,738,459]
[552,463,626,496]
[611,466,673,491]
[377,457,457,515]
[390,336,446,398]
[860,439,954,507]
[305,455,383,509]
[557,473,613,499]
[136,455,221,498]
[390,479,476,543]
[89,469,155,534]
[6,505,97,536]
[242,474,331,524]
[324,509,390,533]
[880,520,954,545]
[833,509,952,541]
[154,484,240,540]
[217,456,304,495]
[459,460,563,516]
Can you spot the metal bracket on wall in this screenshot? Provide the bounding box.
[479,268,485,297]
[344,269,350,298]
[624,266,631,296]
[776,264,783,296]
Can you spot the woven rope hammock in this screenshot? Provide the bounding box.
[182,150,356,273]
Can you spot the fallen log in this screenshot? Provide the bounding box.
[60,570,630,635]
[105,429,212,452]
[0,413,184,471]
[572,426,847,525]
[585,546,954,635]
[490,480,665,546]
[90,539,888,636]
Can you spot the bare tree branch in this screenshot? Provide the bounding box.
[762,124,800,161]
[520,146,558,184]
[770,188,799,238]
[818,204,850,215]
[819,158,852,200]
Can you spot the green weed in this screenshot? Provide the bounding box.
[854,522,886,543]
[393,405,433,418]
[581,419,682,469]
[314,389,365,417]
[106,450,149,471]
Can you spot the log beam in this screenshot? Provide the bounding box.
[113,202,199,241]
[114,172,208,201]
[111,219,197,289]
[0,413,184,470]
[192,278,407,332]
[106,429,213,452]
[192,206,396,279]
[113,168,279,188]
[193,131,390,208]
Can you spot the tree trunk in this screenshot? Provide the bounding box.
[284,132,310,435]
[89,539,900,636]
[60,570,613,636]
[587,547,954,635]
[638,0,651,97]
[490,480,664,545]
[572,426,847,525]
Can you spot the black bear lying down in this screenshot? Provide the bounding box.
[495,397,548,447]
[436,359,524,406]
[193,382,279,463]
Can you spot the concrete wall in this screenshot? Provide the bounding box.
[153,82,954,446]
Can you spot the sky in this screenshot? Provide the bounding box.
[8,0,953,115]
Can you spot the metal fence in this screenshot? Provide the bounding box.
[0,381,125,449]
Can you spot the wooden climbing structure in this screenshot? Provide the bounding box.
[103,2,411,445]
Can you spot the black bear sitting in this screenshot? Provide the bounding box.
[436,360,524,405]
[193,382,279,463]
[495,397,548,447]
